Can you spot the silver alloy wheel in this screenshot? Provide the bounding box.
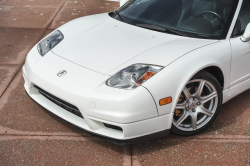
[173,79,218,131]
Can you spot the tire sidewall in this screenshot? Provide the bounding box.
[171,71,222,136]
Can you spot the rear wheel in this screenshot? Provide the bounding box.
[171,71,222,136]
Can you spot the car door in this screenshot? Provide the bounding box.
[229,0,250,94]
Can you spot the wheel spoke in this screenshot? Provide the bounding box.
[194,80,205,97]
[175,111,188,127]
[183,87,192,99]
[175,102,186,109]
[197,106,214,117]
[174,78,219,131]
[200,92,217,104]
[191,113,197,130]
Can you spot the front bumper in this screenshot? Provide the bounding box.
[27,90,170,145]
[23,48,173,144]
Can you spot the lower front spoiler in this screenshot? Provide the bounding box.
[26,90,170,145]
[100,129,170,145]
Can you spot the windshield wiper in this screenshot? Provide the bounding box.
[114,11,124,22]
[135,23,186,37]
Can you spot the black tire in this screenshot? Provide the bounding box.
[171,70,222,136]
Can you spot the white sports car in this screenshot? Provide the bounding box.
[23,0,250,145]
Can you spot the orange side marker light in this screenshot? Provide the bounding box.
[160,97,172,106]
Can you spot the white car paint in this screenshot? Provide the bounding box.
[52,14,217,75]
[23,0,250,142]
[241,23,250,42]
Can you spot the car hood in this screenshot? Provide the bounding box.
[53,13,218,75]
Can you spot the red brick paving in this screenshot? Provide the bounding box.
[0,5,60,29]
[132,141,250,165]
[0,0,249,165]
[0,0,65,6]
[0,28,44,64]
[0,65,19,96]
[204,90,250,136]
[0,139,129,166]
[48,6,117,29]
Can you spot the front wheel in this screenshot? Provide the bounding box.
[171,71,222,136]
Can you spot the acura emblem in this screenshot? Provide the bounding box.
[57,70,67,77]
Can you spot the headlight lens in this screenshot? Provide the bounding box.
[37,30,64,56]
[106,64,163,89]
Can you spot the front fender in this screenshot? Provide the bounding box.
[143,40,231,116]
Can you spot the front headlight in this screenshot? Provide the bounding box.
[106,64,163,90]
[37,30,64,56]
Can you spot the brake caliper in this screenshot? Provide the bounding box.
[175,94,185,116]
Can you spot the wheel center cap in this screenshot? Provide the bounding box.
[188,100,198,109]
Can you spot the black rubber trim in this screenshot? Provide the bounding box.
[25,90,170,145]
[103,123,123,131]
[34,85,83,118]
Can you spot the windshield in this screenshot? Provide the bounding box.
[113,0,239,39]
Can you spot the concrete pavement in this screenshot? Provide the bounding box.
[0,0,249,165]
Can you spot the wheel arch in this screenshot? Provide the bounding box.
[201,66,224,89]
[143,59,229,117]
[143,63,226,117]
[175,65,225,110]
[142,40,231,116]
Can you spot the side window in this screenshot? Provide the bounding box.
[232,0,250,36]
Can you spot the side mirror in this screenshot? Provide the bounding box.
[241,23,250,42]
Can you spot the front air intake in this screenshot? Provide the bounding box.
[34,85,83,118]
[104,123,123,131]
